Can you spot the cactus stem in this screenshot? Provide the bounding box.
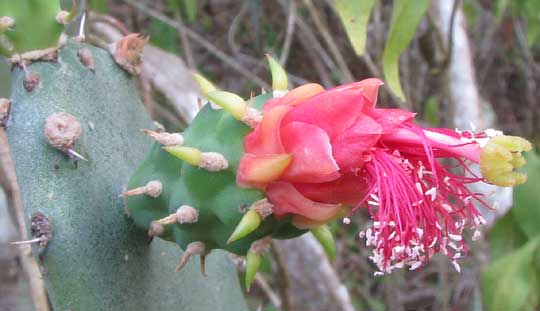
[175,241,207,275]
[311,225,336,261]
[141,129,184,146]
[121,180,163,198]
[164,146,229,171]
[155,205,199,226]
[0,98,11,128]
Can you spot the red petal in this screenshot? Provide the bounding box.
[368,108,416,133]
[262,83,325,113]
[294,174,369,205]
[332,78,383,107]
[331,114,382,170]
[237,154,292,188]
[267,181,342,221]
[280,122,340,183]
[244,105,291,154]
[282,88,368,139]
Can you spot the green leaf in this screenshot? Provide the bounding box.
[512,151,540,239]
[382,0,430,101]
[181,0,199,23]
[423,96,440,125]
[333,0,376,56]
[88,0,109,14]
[488,211,528,261]
[481,237,540,311]
[148,19,179,54]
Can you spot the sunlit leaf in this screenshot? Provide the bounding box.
[333,0,376,56]
[382,0,429,101]
[481,237,540,311]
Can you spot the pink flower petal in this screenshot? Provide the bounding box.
[294,174,369,205]
[368,108,416,133]
[244,105,291,154]
[332,78,384,108]
[332,114,382,170]
[280,121,340,183]
[267,181,342,221]
[262,83,325,112]
[282,88,369,139]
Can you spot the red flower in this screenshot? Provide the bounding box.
[237,79,530,274]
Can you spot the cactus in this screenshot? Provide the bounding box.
[0,1,76,58]
[4,39,248,310]
[127,54,532,284]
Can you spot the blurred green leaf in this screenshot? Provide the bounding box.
[333,0,376,56]
[167,0,198,23]
[512,151,540,239]
[488,211,528,261]
[423,96,440,126]
[382,0,429,101]
[0,58,10,97]
[495,0,510,21]
[481,237,540,311]
[88,0,108,14]
[148,19,179,54]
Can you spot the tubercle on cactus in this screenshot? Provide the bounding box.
[44,112,87,162]
[0,98,10,127]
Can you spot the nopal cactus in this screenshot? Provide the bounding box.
[2,1,249,310]
[126,55,532,283]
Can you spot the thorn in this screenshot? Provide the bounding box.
[66,148,88,161]
[227,210,262,244]
[311,225,336,261]
[175,242,207,274]
[55,0,78,25]
[200,254,208,277]
[141,129,183,146]
[266,54,288,94]
[76,11,86,41]
[121,180,162,198]
[10,237,44,245]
